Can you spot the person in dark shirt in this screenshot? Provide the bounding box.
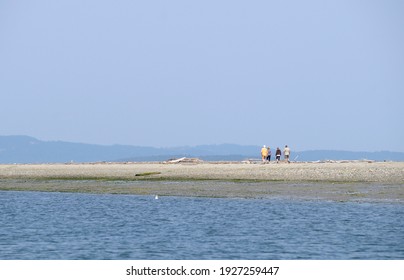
[275,147,281,163]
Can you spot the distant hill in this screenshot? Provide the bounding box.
[0,135,403,163]
[0,135,161,163]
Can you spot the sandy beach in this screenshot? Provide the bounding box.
[0,161,403,202]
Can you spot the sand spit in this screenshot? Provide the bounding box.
[0,161,403,183]
[0,162,403,202]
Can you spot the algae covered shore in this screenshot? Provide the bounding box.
[0,162,403,202]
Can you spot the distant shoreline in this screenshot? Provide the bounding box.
[0,162,403,202]
[2,136,404,163]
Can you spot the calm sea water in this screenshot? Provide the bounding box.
[0,190,403,259]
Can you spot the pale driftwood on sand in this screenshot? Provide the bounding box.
[164,157,203,164]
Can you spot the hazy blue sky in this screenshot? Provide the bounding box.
[1,0,403,151]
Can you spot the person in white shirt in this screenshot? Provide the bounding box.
[284,145,291,163]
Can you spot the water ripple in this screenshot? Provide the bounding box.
[0,191,403,259]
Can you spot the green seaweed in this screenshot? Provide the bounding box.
[135,172,162,176]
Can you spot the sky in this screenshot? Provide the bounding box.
[1,0,403,151]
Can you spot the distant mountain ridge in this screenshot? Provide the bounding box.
[0,135,403,163]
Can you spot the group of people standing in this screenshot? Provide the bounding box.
[261,145,291,163]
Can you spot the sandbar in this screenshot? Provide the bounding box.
[0,162,403,202]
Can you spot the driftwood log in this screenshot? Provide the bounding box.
[165,157,204,164]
